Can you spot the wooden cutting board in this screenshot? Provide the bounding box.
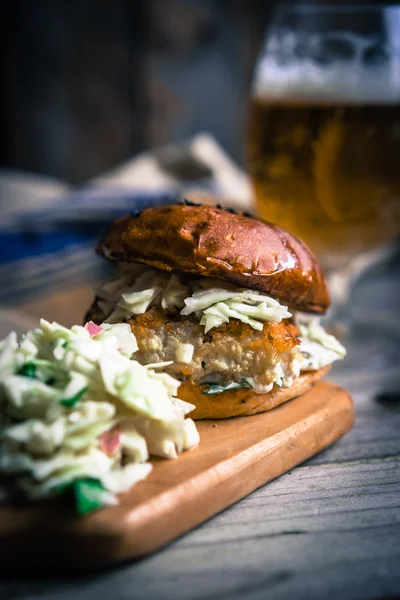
[0,380,353,573]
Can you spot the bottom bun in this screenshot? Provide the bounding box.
[179,365,332,420]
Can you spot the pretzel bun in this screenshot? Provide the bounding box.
[96,203,329,313]
[179,366,331,420]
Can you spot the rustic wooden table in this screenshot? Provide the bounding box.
[1,253,400,600]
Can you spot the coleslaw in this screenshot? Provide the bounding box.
[0,320,199,514]
[98,268,292,332]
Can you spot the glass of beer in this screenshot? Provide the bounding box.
[247,3,400,307]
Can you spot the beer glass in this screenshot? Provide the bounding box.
[248,3,400,285]
[247,3,400,374]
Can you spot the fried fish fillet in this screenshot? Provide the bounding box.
[127,307,299,386]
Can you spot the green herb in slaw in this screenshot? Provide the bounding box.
[202,379,253,395]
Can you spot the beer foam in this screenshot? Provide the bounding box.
[253,29,400,104]
[253,61,400,104]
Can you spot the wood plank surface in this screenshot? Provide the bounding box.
[1,233,399,599]
[0,380,353,572]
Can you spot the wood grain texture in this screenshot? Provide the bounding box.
[0,380,353,572]
[1,253,399,599]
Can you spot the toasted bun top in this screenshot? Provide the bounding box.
[96,202,329,313]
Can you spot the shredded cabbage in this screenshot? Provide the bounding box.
[0,320,199,514]
[104,270,171,323]
[97,267,292,332]
[161,274,188,310]
[95,323,138,357]
[296,316,346,370]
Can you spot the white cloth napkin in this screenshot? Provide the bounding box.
[0,134,254,336]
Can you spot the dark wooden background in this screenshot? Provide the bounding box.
[1,0,276,184]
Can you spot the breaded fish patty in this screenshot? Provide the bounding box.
[127,307,299,386]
